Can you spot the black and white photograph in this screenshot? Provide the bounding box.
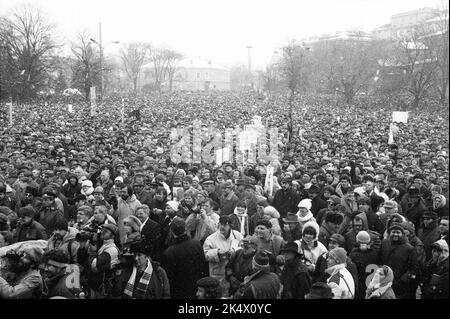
[0,0,448,309]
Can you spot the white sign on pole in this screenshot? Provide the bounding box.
[392,111,408,123]
[68,104,73,113]
[90,86,96,116]
[264,165,274,197]
[215,147,230,166]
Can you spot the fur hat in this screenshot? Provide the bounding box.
[170,217,186,236]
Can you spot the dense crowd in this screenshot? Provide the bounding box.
[0,91,448,299]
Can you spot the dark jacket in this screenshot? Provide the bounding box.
[379,237,419,299]
[35,204,65,234]
[310,196,328,218]
[161,234,207,299]
[273,188,301,218]
[225,249,255,295]
[44,273,79,299]
[12,220,48,243]
[220,191,240,216]
[400,195,428,230]
[234,269,281,299]
[417,222,441,261]
[140,218,163,262]
[349,247,379,299]
[422,257,449,299]
[135,190,153,207]
[280,257,311,299]
[112,261,170,299]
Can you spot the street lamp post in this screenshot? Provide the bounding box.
[90,22,119,103]
[246,46,252,90]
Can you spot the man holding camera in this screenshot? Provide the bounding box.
[87,223,120,299]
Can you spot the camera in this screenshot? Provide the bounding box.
[76,223,102,243]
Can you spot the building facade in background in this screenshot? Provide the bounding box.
[372,7,448,39]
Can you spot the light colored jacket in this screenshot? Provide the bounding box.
[203,230,243,280]
[326,263,355,299]
[47,227,80,263]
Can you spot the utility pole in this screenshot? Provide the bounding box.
[246,46,252,90]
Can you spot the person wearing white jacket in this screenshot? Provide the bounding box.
[203,215,243,296]
[295,221,327,273]
[326,247,355,299]
[297,199,317,230]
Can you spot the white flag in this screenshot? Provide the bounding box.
[264,165,274,197]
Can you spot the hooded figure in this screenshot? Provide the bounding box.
[422,239,449,299]
[297,199,316,229]
[295,221,328,273]
[433,195,449,218]
[365,265,396,299]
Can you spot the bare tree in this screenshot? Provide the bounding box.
[277,40,310,142]
[0,4,58,100]
[164,49,183,92]
[396,28,438,108]
[312,35,379,103]
[427,6,449,105]
[119,42,148,95]
[70,31,101,100]
[148,45,168,94]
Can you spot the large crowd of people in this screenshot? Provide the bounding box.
[0,91,448,299]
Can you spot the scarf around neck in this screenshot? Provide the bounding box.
[124,258,153,299]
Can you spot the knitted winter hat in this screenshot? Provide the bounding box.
[356,231,371,244]
[328,247,347,264]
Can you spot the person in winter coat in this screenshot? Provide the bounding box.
[253,219,285,272]
[135,205,162,262]
[325,247,355,299]
[365,265,396,299]
[229,201,250,237]
[272,177,301,219]
[295,221,328,274]
[312,233,358,293]
[432,194,449,218]
[418,211,441,261]
[219,180,240,216]
[12,206,48,243]
[233,251,281,299]
[35,187,65,235]
[0,246,44,298]
[296,199,317,230]
[318,212,344,247]
[42,249,81,298]
[62,174,81,204]
[349,231,379,299]
[113,240,170,299]
[185,198,219,244]
[162,217,207,299]
[225,235,258,296]
[400,185,428,230]
[438,217,449,246]
[400,220,426,272]
[379,223,420,299]
[307,185,328,218]
[87,223,120,299]
[279,241,311,299]
[132,178,153,207]
[422,240,449,299]
[113,184,142,245]
[203,215,243,297]
[47,219,80,264]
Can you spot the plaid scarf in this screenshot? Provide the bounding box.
[123,258,153,299]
